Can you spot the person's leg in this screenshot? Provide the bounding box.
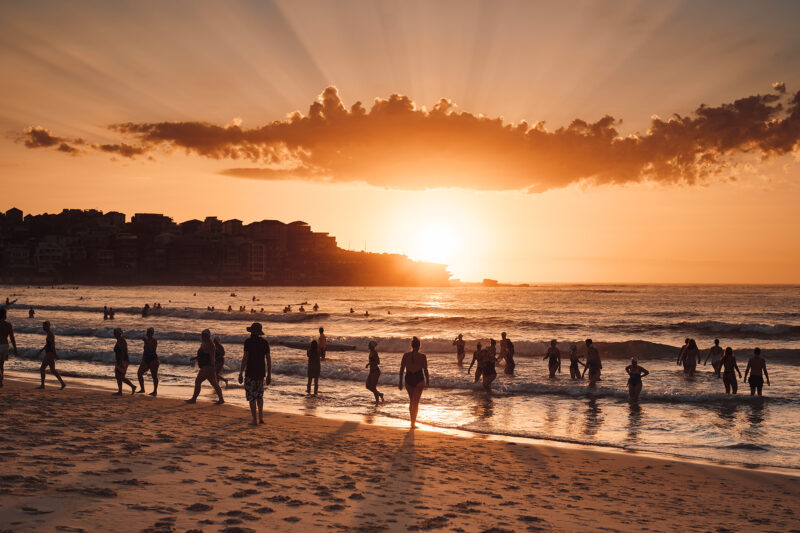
[187,371,204,402]
[306,377,312,394]
[409,384,424,428]
[39,359,47,387]
[122,373,136,393]
[50,360,65,388]
[757,384,763,397]
[0,360,4,386]
[313,377,318,395]
[633,384,642,401]
[137,364,147,393]
[249,400,258,425]
[150,361,159,396]
[114,369,123,395]
[731,378,737,394]
[257,397,264,423]
[750,384,756,396]
[208,370,223,403]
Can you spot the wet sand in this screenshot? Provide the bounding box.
[0,379,798,532]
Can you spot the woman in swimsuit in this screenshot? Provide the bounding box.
[399,337,429,429]
[625,357,649,402]
[0,307,18,387]
[543,340,561,378]
[481,344,498,392]
[36,321,65,389]
[682,338,700,377]
[719,347,741,394]
[568,344,585,380]
[468,342,483,382]
[581,339,602,387]
[137,327,159,396]
[186,329,224,404]
[453,334,466,366]
[743,347,770,397]
[112,328,136,395]
[365,340,384,403]
[307,340,321,395]
[214,337,229,388]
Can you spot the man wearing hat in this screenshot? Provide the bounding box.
[239,322,271,425]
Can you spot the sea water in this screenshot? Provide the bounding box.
[3,284,799,469]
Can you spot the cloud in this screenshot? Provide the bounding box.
[22,84,800,192]
[23,126,83,155]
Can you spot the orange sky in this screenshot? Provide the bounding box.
[2,0,799,283]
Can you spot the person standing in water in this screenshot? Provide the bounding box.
[137,327,159,396]
[306,340,321,395]
[186,329,224,404]
[399,337,429,429]
[582,339,602,386]
[744,347,770,397]
[453,334,466,366]
[543,340,561,378]
[480,343,498,392]
[719,347,741,394]
[112,328,136,395]
[704,338,724,377]
[0,307,18,387]
[469,342,484,381]
[568,344,585,380]
[682,339,700,377]
[676,338,690,368]
[238,323,271,425]
[213,336,229,388]
[318,327,327,360]
[503,336,516,375]
[365,340,384,403]
[37,321,65,389]
[625,357,649,402]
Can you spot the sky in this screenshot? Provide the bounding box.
[1,0,799,283]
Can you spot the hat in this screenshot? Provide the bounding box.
[247,322,264,335]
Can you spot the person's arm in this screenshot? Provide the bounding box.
[265,347,272,385]
[557,351,561,372]
[743,360,751,382]
[641,367,649,378]
[763,362,770,386]
[398,354,406,390]
[239,349,248,384]
[703,349,711,365]
[734,360,742,378]
[50,333,57,358]
[468,354,476,372]
[625,365,632,376]
[423,355,430,386]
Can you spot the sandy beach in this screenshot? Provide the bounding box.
[0,379,798,533]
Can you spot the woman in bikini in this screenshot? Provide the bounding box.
[186,329,224,404]
[543,339,561,378]
[625,357,649,402]
[365,340,384,403]
[399,337,429,429]
[113,328,136,395]
[137,327,159,396]
[37,321,65,389]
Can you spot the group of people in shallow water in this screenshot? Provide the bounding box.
[676,337,770,396]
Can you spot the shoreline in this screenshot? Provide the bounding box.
[1,379,798,532]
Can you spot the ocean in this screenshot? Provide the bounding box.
[3,284,799,470]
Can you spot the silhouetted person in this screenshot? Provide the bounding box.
[582,339,602,386]
[239,322,271,425]
[625,357,649,402]
[682,339,700,376]
[453,334,466,365]
[744,347,770,396]
[480,342,498,392]
[543,339,561,378]
[307,340,321,395]
[0,307,18,387]
[399,337,429,429]
[186,329,224,404]
[214,336,228,388]
[469,342,483,381]
[365,340,383,403]
[142,304,150,318]
[704,338,724,377]
[501,332,515,374]
[719,347,741,394]
[350,307,354,314]
[676,337,690,367]
[313,303,319,312]
[137,327,159,395]
[109,307,115,320]
[318,327,327,360]
[28,308,34,319]
[37,321,65,389]
[568,344,585,380]
[103,306,108,320]
[112,328,136,395]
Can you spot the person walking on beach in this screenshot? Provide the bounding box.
[238,322,271,425]
[37,321,65,389]
[365,340,383,403]
[307,340,321,395]
[582,339,602,386]
[543,340,561,378]
[453,334,466,365]
[186,329,224,404]
[213,336,229,388]
[743,347,770,397]
[112,328,136,395]
[682,339,700,377]
[719,347,741,394]
[568,344,585,380]
[0,308,18,387]
[625,357,649,402]
[399,337,429,429]
[704,338,724,377]
[469,342,484,381]
[500,332,516,374]
[137,327,159,396]
[318,327,327,360]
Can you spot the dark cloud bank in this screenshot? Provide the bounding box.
[22,85,800,192]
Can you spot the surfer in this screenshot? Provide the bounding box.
[453,334,466,365]
[743,347,770,397]
[0,307,18,387]
[703,338,724,377]
[112,328,136,395]
[625,357,649,402]
[318,327,327,360]
[719,347,741,394]
[365,341,383,403]
[399,337,429,429]
[137,327,159,396]
[582,339,602,386]
[36,321,65,390]
[543,339,561,378]
[186,329,224,405]
[306,340,321,395]
[568,344,585,379]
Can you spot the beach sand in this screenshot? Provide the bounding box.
[0,380,798,533]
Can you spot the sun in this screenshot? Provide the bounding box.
[409,221,460,264]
